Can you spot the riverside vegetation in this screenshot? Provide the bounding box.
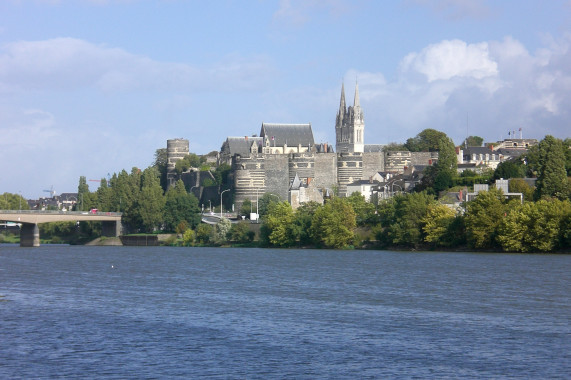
[2,133,570,252]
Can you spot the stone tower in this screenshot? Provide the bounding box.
[166,138,189,189]
[335,83,364,153]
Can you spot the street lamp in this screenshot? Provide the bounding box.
[391,183,402,195]
[220,189,230,219]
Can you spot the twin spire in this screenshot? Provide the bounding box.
[338,81,360,114]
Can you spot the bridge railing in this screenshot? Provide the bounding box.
[0,210,122,216]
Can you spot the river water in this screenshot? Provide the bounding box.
[1,246,569,379]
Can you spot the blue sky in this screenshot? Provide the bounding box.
[1,0,570,198]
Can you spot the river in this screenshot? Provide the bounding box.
[1,246,569,379]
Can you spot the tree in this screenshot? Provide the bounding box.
[153,148,168,192]
[175,153,204,173]
[384,192,435,247]
[463,136,484,147]
[422,203,457,247]
[96,178,113,211]
[111,168,142,229]
[239,199,252,218]
[261,201,295,247]
[182,229,195,246]
[310,197,356,248]
[405,128,448,152]
[497,199,571,252]
[228,222,253,243]
[213,217,231,244]
[534,135,569,200]
[291,201,320,246]
[77,176,90,211]
[415,133,457,194]
[0,192,30,210]
[509,178,534,202]
[258,193,281,219]
[345,192,377,226]
[383,142,407,151]
[137,167,165,232]
[494,160,525,180]
[465,188,506,249]
[164,180,201,232]
[195,224,213,244]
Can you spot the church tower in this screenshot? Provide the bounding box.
[335,82,364,153]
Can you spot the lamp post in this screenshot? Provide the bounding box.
[391,183,402,196]
[220,189,230,219]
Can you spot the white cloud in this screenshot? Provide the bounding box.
[0,38,275,93]
[401,39,498,82]
[348,35,571,145]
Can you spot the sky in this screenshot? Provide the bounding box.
[1,0,570,199]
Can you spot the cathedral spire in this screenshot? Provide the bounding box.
[339,82,346,114]
[354,81,360,108]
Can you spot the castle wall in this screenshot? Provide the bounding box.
[264,154,290,201]
[313,153,338,191]
[337,153,363,196]
[288,153,315,185]
[233,154,266,207]
[362,152,384,180]
[411,152,438,166]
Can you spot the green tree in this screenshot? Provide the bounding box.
[465,188,506,249]
[96,178,113,211]
[76,176,90,211]
[383,192,435,247]
[213,217,232,244]
[111,168,142,229]
[258,193,281,219]
[164,179,201,232]
[383,142,407,151]
[494,160,525,180]
[498,199,571,252]
[463,136,484,147]
[153,148,168,192]
[0,192,30,210]
[422,203,457,247]
[195,223,213,244]
[182,228,195,246]
[345,192,377,226]
[405,128,448,152]
[291,201,320,246]
[261,201,295,247]
[310,197,356,248]
[509,178,534,202]
[137,167,165,232]
[534,135,569,200]
[175,153,203,173]
[228,222,253,243]
[239,199,252,218]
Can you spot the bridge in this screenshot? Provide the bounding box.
[0,210,122,247]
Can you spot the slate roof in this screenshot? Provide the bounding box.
[223,136,263,156]
[260,123,314,147]
[495,148,526,157]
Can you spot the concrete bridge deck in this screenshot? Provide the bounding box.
[0,210,122,247]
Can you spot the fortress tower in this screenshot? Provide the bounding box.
[335,83,364,153]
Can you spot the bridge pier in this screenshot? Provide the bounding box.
[20,223,40,247]
[102,221,122,237]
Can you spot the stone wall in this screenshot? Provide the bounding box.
[337,153,363,196]
[362,152,384,180]
[313,153,338,191]
[264,155,290,200]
